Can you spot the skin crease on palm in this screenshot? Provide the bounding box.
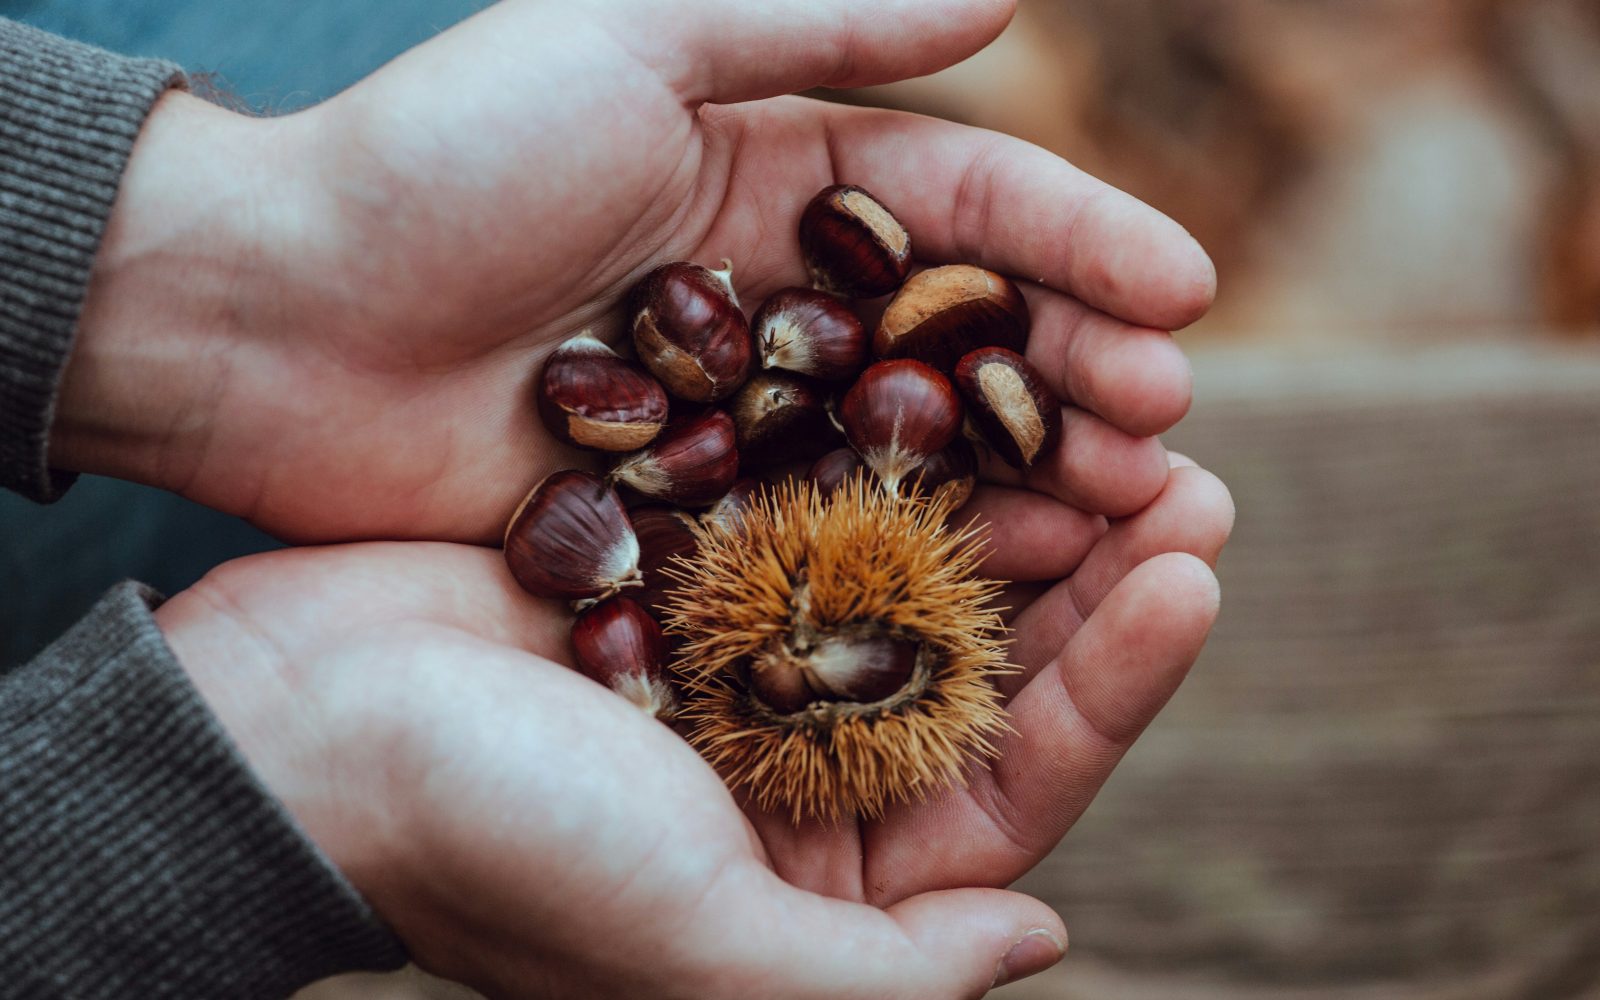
[49,0,1235,996]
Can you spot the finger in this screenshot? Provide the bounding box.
[1168,450,1198,469]
[709,867,1064,999]
[1020,285,1194,437]
[604,0,1017,106]
[958,485,1106,582]
[820,103,1216,330]
[1003,465,1234,681]
[864,553,1218,901]
[978,408,1171,517]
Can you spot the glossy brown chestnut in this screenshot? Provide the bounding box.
[504,470,641,602]
[875,265,1030,372]
[571,596,676,718]
[902,438,978,507]
[752,287,867,382]
[798,184,912,298]
[954,347,1062,468]
[629,260,753,402]
[611,409,740,507]
[747,631,920,714]
[536,332,669,452]
[700,477,764,535]
[806,447,867,498]
[628,504,701,615]
[839,359,963,492]
[728,371,834,468]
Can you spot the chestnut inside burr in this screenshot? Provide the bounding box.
[744,623,927,718]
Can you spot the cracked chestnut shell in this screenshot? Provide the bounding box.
[504,470,641,602]
[747,631,920,715]
[954,347,1061,468]
[799,184,912,298]
[752,287,867,382]
[875,265,1029,372]
[629,260,753,402]
[536,332,669,452]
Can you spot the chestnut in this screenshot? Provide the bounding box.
[700,477,764,535]
[611,409,739,507]
[954,347,1062,469]
[806,447,866,498]
[752,287,867,382]
[902,439,978,508]
[628,504,701,615]
[799,184,913,298]
[875,265,1029,372]
[504,470,641,603]
[629,260,753,402]
[571,596,676,718]
[536,332,669,452]
[747,631,919,714]
[727,371,834,468]
[839,359,963,492]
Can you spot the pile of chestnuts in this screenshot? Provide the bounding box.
[504,183,1062,732]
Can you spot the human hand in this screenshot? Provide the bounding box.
[54,0,1212,544]
[154,456,1230,999]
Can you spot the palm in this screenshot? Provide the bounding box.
[164,437,1230,994]
[199,0,1216,548]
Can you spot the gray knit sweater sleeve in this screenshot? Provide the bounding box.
[1,583,409,997]
[0,17,177,501]
[0,18,409,997]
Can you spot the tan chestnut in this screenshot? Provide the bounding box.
[628,504,701,616]
[954,347,1062,468]
[747,630,920,715]
[799,185,913,298]
[571,597,676,718]
[629,260,753,402]
[728,371,834,468]
[611,409,739,507]
[504,470,641,603]
[875,265,1029,372]
[536,332,669,452]
[752,287,867,382]
[839,359,963,492]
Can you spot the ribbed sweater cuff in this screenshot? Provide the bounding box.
[0,582,409,998]
[0,18,185,502]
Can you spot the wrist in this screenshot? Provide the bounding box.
[50,91,311,495]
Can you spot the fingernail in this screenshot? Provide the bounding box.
[992,928,1065,988]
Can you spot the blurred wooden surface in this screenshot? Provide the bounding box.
[298,341,1600,999]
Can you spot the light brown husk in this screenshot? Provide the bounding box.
[662,475,1013,822]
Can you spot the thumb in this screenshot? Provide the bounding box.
[705,871,1065,999]
[888,888,1068,996]
[593,0,1017,106]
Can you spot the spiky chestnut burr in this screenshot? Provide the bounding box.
[571,596,677,719]
[875,265,1029,373]
[798,184,912,298]
[629,260,753,402]
[504,470,642,604]
[662,477,1012,821]
[536,332,669,451]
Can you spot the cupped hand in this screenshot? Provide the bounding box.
[57,0,1212,544]
[154,456,1231,999]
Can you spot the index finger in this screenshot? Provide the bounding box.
[820,103,1216,330]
